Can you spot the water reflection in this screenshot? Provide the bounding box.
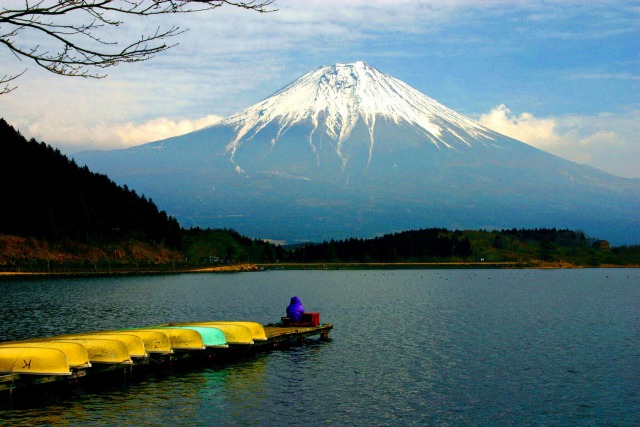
[3,351,278,426]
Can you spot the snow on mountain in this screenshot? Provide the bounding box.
[74,61,640,245]
[220,61,498,171]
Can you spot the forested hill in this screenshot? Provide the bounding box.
[0,119,181,246]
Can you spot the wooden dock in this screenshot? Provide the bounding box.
[0,323,333,398]
[264,324,332,344]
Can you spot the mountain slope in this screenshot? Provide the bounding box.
[74,62,640,245]
[221,61,496,168]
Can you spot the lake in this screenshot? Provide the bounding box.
[1,269,638,425]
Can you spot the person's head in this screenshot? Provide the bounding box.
[290,296,301,304]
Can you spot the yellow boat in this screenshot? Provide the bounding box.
[135,328,205,351]
[108,330,172,355]
[0,341,91,369]
[50,338,132,364]
[190,321,268,342]
[174,323,254,345]
[0,347,71,376]
[54,333,146,358]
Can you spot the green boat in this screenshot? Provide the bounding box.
[178,321,268,342]
[174,323,254,345]
[161,326,228,348]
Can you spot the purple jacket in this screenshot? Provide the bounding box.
[286,296,305,322]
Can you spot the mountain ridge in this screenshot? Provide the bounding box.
[74,62,640,245]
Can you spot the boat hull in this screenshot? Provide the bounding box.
[50,338,132,364]
[0,347,71,376]
[134,328,205,351]
[0,342,91,369]
[54,334,146,358]
[109,330,172,355]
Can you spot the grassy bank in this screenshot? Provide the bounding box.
[2,228,639,279]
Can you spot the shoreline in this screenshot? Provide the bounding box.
[1,261,639,278]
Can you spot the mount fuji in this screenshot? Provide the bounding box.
[75,61,640,244]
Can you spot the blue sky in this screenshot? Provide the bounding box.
[1,0,639,178]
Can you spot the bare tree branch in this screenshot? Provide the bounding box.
[0,0,277,93]
[1,69,26,95]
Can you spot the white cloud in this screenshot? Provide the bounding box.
[478,104,560,149]
[114,115,222,146]
[479,105,640,179]
[14,114,223,153]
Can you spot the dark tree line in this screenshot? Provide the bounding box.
[0,119,181,246]
[497,228,587,246]
[286,229,472,263]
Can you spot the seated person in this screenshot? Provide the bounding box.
[286,296,305,322]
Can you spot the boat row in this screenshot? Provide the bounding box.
[0,321,268,377]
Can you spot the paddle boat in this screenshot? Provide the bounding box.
[47,338,133,364]
[107,330,172,355]
[0,347,72,376]
[0,341,91,369]
[53,333,146,358]
[133,328,205,351]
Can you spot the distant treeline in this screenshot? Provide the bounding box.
[285,228,472,262]
[280,227,638,266]
[0,119,181,246]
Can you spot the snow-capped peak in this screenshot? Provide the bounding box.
[220,61,496,166]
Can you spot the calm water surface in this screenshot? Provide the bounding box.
[0,269,638,425]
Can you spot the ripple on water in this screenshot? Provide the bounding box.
[1,269,638,425]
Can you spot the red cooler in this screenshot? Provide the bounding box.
[301,312,320,326]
